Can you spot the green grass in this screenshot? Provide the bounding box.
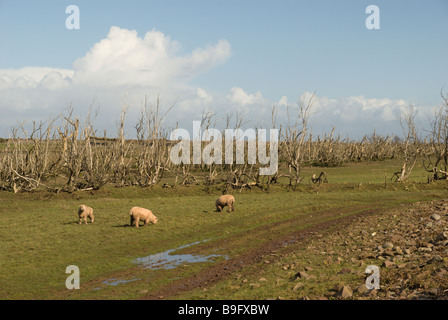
[0,158,446,299]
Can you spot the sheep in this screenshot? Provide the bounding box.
[215,194,235,213]
[129,206,158,228]
[78,204,94,225]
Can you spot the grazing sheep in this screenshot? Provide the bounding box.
[130,206,158,228]
[215,194,235,213]
[78,205,94,225]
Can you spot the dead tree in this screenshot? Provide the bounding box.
[200,111,220,192]
[222,111,261,193]
[424,89,448,181]
[280,91,316,190]
[394,104,419,182]
[3,117,60,193]
[79,108,112,190]
[134,95,173,187]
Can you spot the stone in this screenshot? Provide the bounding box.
[337,285,353,299]
[383,260,396,268]
[294,271,310,279]
[382,250,395,257]
[369,289,378,297]
[304,266,314,272]
[430,255,443,263]
[430,213,441,221]
[338,268,352,275]
[427,288,439,295]
[355,284,371,295]
[333,284,343,292]
[382,242,394,250]
[393,246,403,255]
[292,282,304,292]
[436,232,448,242]
[432,268,447,276]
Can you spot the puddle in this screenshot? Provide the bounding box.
[132,240,225,270]
[94,277,141,290]
[102,278,141,286]
[97,240,225,289]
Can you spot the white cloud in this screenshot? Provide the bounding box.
[299,92,432,137]
[226,87,266,106]
[0,67,73,89]
[277,96,288,107]
[196,88,213,103]
[309,92,408,121]
[0,26,436,138]
[0,27,233,135]
[176,87,214,115]
[71,26,231,86]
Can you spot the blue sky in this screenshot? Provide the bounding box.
[0,0,447,138]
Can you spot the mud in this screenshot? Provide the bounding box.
[141,207,381,299]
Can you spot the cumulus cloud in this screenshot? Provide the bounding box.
[310,92,408,122]
[0,26,434,138]
[297,91,423,138]
[277,96,288,107]
[226,87,266,106]
[0,26,233,135]
[0,67,73,90]
[71,26,231,86]
[0,26,231,93]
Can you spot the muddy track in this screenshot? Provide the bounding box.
[141,207,382,300]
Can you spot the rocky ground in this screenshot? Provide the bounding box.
[143,198,448,300]
[279,199,448,300]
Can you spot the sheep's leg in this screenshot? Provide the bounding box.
[135,218,140,228]
[217,205,222,212]
[79,218,82,224]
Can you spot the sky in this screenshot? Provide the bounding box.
[0,0,447,139]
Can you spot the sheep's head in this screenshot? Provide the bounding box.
[79,205,86,211]
[152,216,158,224]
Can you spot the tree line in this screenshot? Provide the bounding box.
[1,91,447,193]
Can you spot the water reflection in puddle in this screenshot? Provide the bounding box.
[98,240,225,289]
[102,278,141,286]
[132,240,225,270]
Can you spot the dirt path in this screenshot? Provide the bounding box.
[141,207,382,300]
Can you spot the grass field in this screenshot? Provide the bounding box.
[0,158,447,300]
